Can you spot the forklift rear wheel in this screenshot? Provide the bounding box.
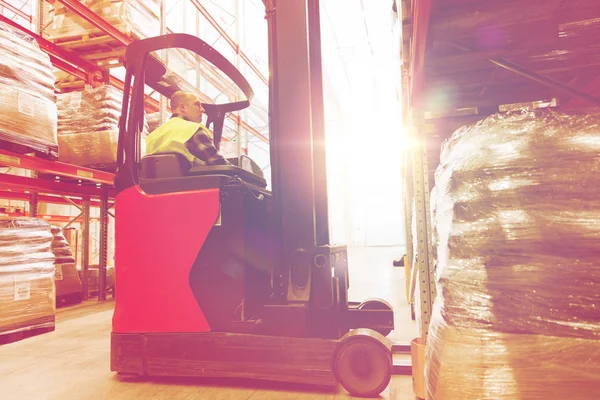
[332,329,393,398]
[357,299,394,337]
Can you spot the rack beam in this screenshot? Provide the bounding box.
[0,174,116,198]
[0,150,114,184]
[0,190,103,207]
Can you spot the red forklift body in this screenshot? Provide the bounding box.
[113,186,218,333]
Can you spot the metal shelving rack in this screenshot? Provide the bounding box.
[0,149,115,300]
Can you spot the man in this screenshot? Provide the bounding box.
[146,90,230,169]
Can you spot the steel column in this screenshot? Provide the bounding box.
[35,0,43,34]
[81,197,91,300]
[159,0,168,124]
[307,0,329,246]
[265,0,317,302]
[98,186,109,301]
[411,110,436,339]
[29,193,38,217]
[30,172,39,218]
[402,146,414,302]
[235,0,243,158]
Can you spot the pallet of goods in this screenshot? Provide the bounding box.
[0,21,58,159]
[426,110,600,400]
[51,226,83,306]
[0,218,56,345]
[47,0,160,67]
[56,84,148,170]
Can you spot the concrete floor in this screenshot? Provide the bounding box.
[0,245,417,400]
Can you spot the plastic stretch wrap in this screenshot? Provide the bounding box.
[0,21,58,154]
[0,218,56,336]
[51,226,82,300]
[426,110,600,400]
[48,0,159,41]
[57,85,148,166]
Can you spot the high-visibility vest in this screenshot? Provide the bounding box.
[145,117,212,167]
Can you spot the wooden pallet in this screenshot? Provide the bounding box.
[57,292,84,308]
[50,27,141,68]
[0,138,58,161]
[0,325,55,346]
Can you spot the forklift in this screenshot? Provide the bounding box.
[111,1,395,397]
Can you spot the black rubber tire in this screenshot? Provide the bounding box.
[332,329,393,398]
[357,299,394,337]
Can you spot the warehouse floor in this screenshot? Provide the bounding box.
[0,246,415,400]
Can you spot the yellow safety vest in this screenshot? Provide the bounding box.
[145,117,213,168]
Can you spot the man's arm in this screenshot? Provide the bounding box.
[185,127,230,165]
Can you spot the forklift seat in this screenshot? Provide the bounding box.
[140,153,267,188]
[140,153,190,179]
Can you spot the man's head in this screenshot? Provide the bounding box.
[170,91,205,123]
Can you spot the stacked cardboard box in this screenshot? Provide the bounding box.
[47,0,160,41]
[57,85,148,167]
[0,218,56,337]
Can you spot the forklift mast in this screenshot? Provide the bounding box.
[265,0,334,304]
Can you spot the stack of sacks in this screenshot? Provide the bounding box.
[0,21,58,157]
[0,218,56,337]
[57,85,148,167]
[51,226,82,304]
[426,110,600,400]
[47,0,159,41]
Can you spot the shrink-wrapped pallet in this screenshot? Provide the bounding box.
[51,226,82,303]
[426,110,600,400]
[0,218,56,337]
[57,85,148,167]
[47,0,159,41]
[0,21,58,157]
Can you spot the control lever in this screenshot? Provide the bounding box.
[204,108,226,150]
[203,101,250,150]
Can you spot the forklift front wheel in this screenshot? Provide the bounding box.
[332,329,393,398]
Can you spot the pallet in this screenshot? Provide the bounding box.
[84,162,117,173]
[0,325,55,346]
[57,292,84,308]
[50,28,141,68]
[112,332,340,388]
[0,138,58,161]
